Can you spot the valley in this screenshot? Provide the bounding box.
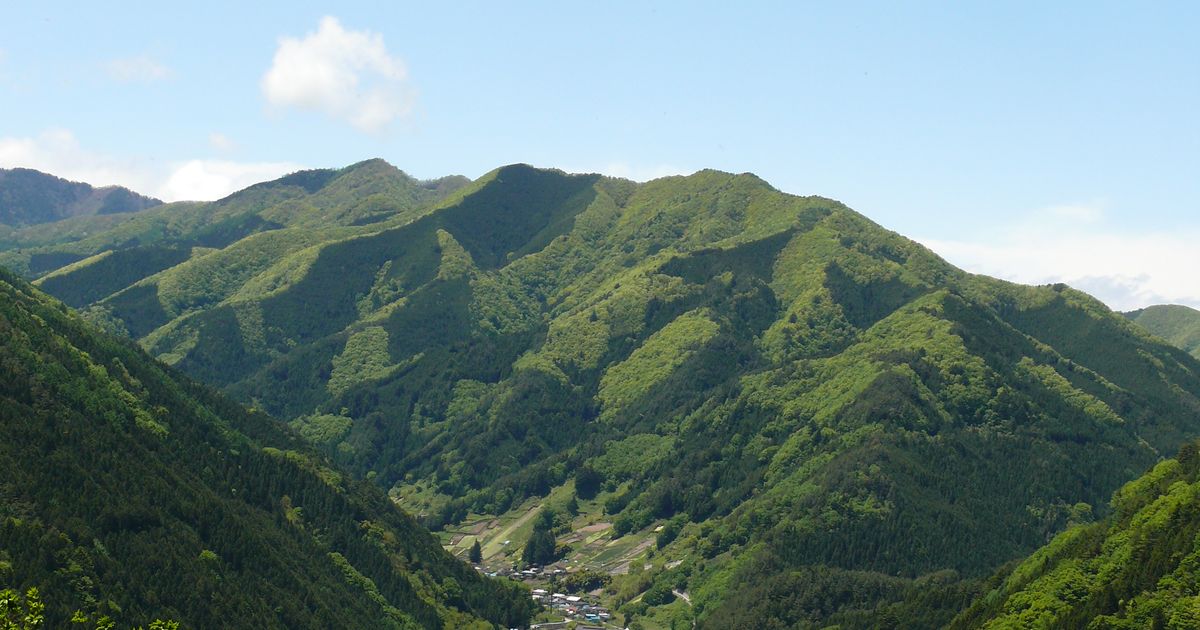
[7,160,1200,628]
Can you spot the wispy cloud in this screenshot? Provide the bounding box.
[0,128,300,202]
[104,55,172,83]
[918,202,1200,311]
[261,16,414,133]
[208,132,236,152]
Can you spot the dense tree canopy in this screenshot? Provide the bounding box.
[0,268,531,629]
[10,161,1200,627]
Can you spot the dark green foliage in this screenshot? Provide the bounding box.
[0,268,531,629]
[27,252,87,274]
[556,569,610,594]
[35,246,192,308]
[188,214,284,249]
[575,466,603,500]
[101,284,172,339]
[698,561,978,630]
[641,583,675,607]
[522,511,559,566]
[468,540,481,564]
[434,164,599,269]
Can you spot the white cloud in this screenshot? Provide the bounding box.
[571,162,688,182]
[105,55,172,83]
[918,204,1200,311]
[0,128,301,202]
[209,132,236,152]
[261,16,413,133]
[0,128,156,192]
[158,159,301,202]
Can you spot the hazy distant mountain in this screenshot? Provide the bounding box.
[11,160,1200,627]
[0,159,469,279]
[0,167,161,226]
[0,266,532,628]
[1125,304,1200,359]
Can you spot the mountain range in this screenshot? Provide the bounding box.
[4,160,1200,628]
[0,168,161,228]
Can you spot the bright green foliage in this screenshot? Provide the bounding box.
[328,327,395,395]
[12,162,1200,628]
[1127,303,1200,359]
[0,269,532,629]
[598,309,720,419]
[953,440,1200,629]
[0,587,43,629]
[289,413,354,446]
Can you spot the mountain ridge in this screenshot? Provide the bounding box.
[9,161,1200,628]
[0,167,161,227]
[1125,303,1200,360]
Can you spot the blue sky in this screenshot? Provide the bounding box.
[1,2,1197,309]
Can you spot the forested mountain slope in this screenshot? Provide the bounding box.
[0,268,531,628]
[951,439,1200,629]
[1126,304,1200,359]
[0,168,160,227]
[18,161,1200,627]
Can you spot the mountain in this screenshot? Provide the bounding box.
[951,438,1200,628]
[13,161,1200,628]
[0,267,532,628]
[0,159,469,279]
[1126,304,1200,359]
[0,168,161,227]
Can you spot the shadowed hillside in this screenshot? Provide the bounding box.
[0,168,161,226]
[13,161,1200,627]
[951,438,1200,628]
[0,267,532,629]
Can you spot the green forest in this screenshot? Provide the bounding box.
[0,267,531,628]
[5,160,1200,627]
[952,438,1200,628]
[1126,304,1200,360]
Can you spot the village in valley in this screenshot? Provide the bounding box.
[472,544,624,629]
[413,479,690,630]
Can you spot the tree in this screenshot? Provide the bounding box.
[469,540,482,564]
[522,529,556,566]
[575,465,603,500]
[0,587,43,629]
[522,509,559,566]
